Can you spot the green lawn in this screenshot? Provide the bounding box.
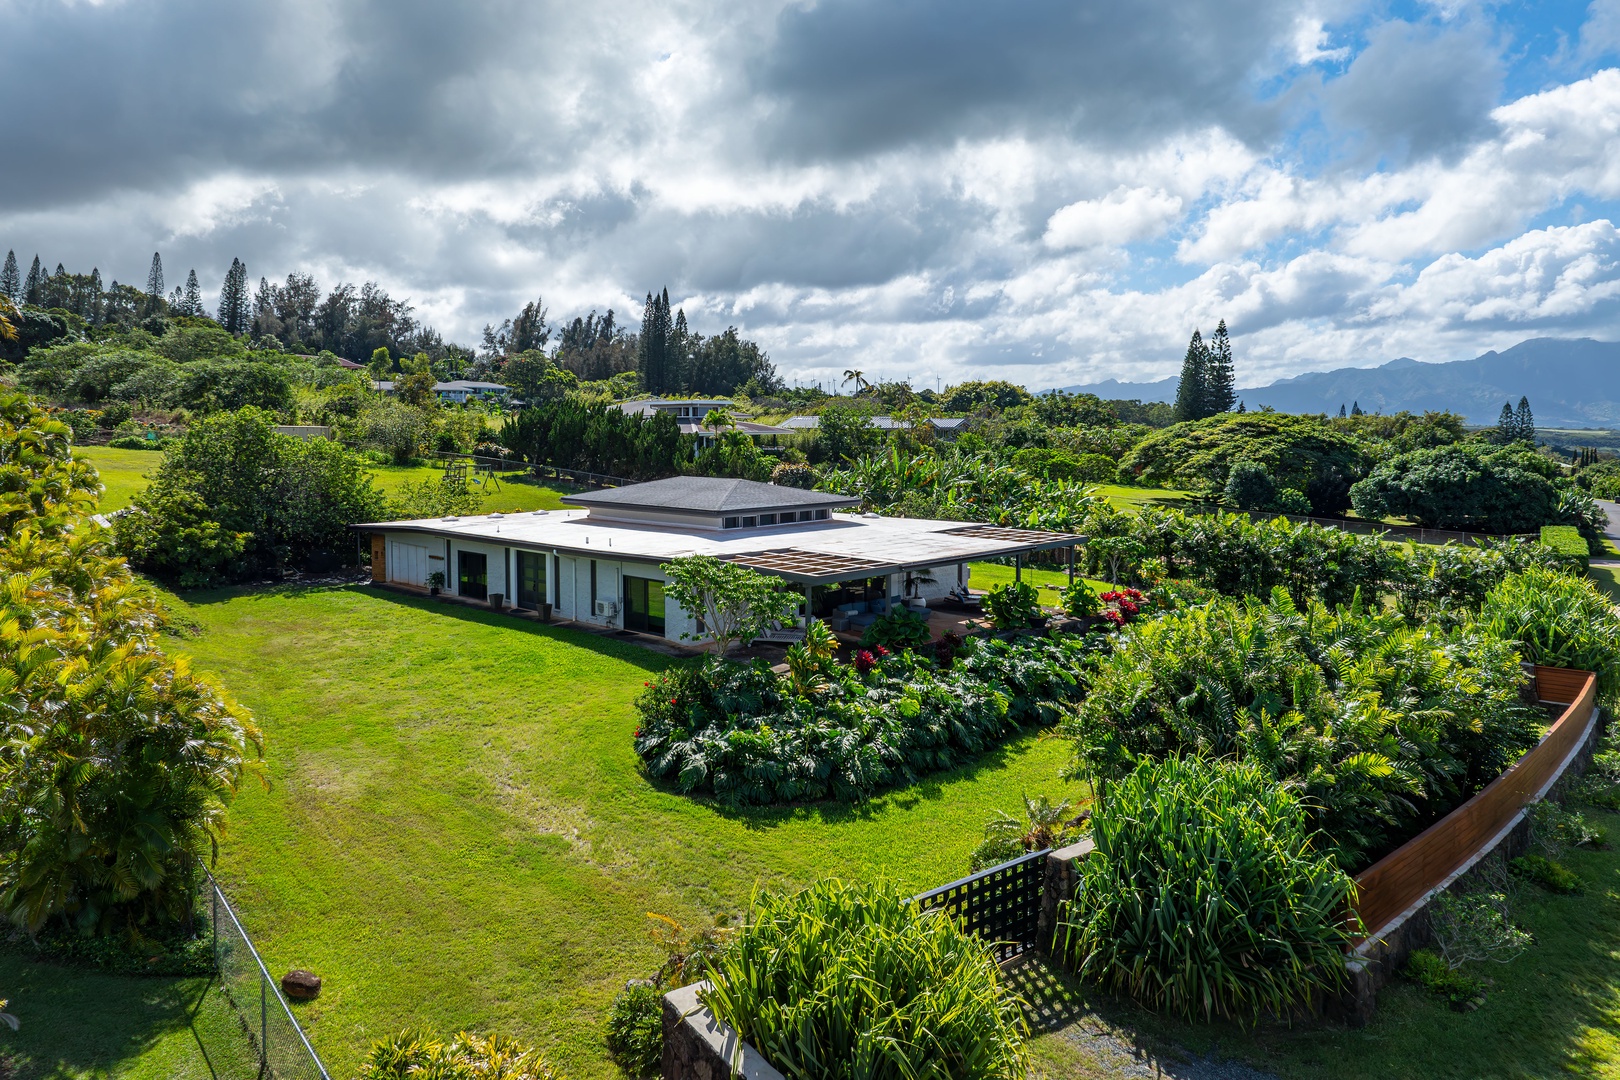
[0,953,258,1080]
[1028,805,1620,1079]
[77,447,166,511]
[968,561,1112,603]
[364,462,574,513]
[162,585,1083,1078]
[1091,483,1195,513]
[76,449,573,515]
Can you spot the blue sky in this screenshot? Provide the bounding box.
[3,0,1620,390]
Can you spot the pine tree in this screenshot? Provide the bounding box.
[88,268,104,323]
[1351,401,1363,416]
[217,258,249,334]
[1338,403,1347,418]
[1495,402,1515,442]
[182,269,203,317]
[145,252,165,298]
[1515,396,1534,442]
[1204,319,1236,413]
[0,251,18,301]
[1173,330,1208,423]
[637,289,673,395]
[1237,400,1246,413]
[23,256,43,306]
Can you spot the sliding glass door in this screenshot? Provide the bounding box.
[624,576,666,634]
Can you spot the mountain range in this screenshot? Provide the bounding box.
[1055,338,1620,429]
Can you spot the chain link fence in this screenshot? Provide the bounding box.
[204,864,332,1080]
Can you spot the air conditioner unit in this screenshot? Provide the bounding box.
[595,600,619,617]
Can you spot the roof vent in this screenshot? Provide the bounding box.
[862,512,880,519]
[442,515,459,521]
[532,510,549,516]
[488,512,504,518]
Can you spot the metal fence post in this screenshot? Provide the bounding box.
[261,974,269,1077]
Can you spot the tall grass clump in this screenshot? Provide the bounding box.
[1058,756,1357,1022]
[1480,567,1620,705]
[703,879,1028,1080]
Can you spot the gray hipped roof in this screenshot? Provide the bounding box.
[563,476,859,515]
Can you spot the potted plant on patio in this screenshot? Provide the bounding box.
[427,570,445,596]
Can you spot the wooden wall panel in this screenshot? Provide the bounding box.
[1351,667,1596,942]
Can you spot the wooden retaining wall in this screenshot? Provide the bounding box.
[1350,665,1598,943]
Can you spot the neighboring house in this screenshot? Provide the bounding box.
[616,397,794,441]
[355,476,1080,644]
[373,379,512,404]
[779,415,967,435]
[273,425,333,440]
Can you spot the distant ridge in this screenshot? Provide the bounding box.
[1055,338,1620,428]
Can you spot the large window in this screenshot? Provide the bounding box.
[457,550,488,600]
[624,576,667,635]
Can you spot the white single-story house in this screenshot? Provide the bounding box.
[374,379,512,404]
[355,476,1081,645]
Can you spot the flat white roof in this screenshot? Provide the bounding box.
[357,510,1081,583]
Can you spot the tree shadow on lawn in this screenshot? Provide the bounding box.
[0,951,258,1080]
[670,728,1063,833]
[176,582,672,674]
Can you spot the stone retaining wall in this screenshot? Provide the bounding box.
[662,982,784,1080]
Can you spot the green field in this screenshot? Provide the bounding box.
[77,449,573,515]
[151,585,1082,1079]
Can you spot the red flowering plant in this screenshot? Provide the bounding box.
[853,649,879,677]
[1097,587,1146,630]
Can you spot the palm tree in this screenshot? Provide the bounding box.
[842,369,868,394]
[700,407,735,434]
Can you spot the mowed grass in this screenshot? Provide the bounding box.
[169,585,1083,1078]
[0,954,260,1080]
[77,447,166,511]
[968,561,1112,605]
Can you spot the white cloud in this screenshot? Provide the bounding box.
[1043,186,1183,250]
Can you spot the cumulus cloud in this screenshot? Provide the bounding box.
[1044,188,1183,250]
[1,0,1619,390]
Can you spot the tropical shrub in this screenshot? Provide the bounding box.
[358,1030,562,1080]
[968,794,1087,871]
[1065,590,1540,869]
[1057,757,1356,1021]
[1527,799,1608,856]
[984,580,1040,629]
[1390,538,1572,626]
[1510,854,1583,894]
[1427,892,1531,970]
[1480,567,1620,705]
[703,879,1028,1080]
[1059,582,1101,618]
[604,983,663,1079]
[860,607,932,650]
[1404,948,1484,1008]
[0,392,264,936]
[635,634,1095,805]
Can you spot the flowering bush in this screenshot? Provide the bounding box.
[1098,588,1144,628]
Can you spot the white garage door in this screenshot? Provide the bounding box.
[388,541,429,587]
